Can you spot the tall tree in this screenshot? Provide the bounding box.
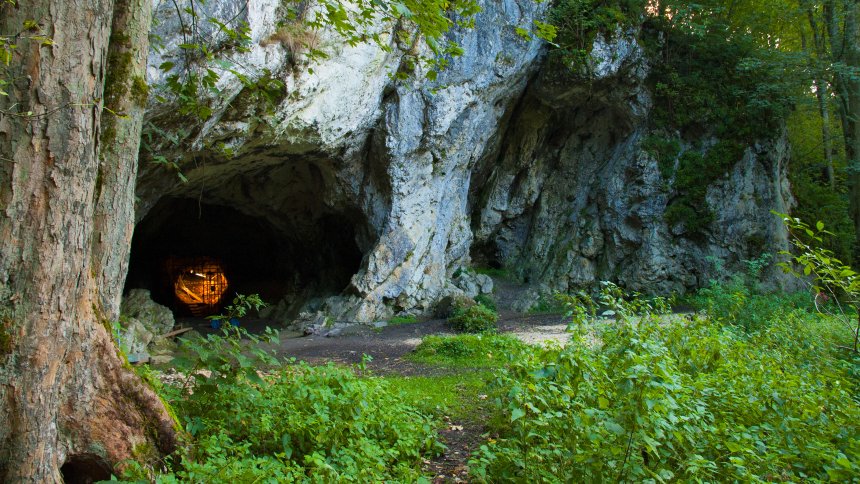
[0,0,489,478]
[0,0,174,480]
[826,0,860,251]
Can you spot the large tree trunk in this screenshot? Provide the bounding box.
[0,0,175,481]
[94,0,153,318]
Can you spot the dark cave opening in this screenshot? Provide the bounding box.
[60,453,112,484]
[125,197,363,318]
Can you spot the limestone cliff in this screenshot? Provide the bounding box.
[131,0,793,323]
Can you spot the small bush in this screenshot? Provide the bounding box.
[474,293,496,311]
[410,334,527,368]
[448,303,498,333]
[389,315,419,325]
[528,293,566,313]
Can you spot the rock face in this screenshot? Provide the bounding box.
[118,289,176,361]
[132,3,794,323]
[470,32,794,296]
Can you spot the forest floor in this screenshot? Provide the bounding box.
[167,275,573,482]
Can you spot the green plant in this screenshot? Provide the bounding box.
[690,253,813,334]
[777,213,860,353]
[474,293,496,311]
[389,315,419,325]
[126,361,443,481]
[664,141,745,235]
[528,292,567,314]
[448,303,498,333]
[642,134,681,179]
[471,290,860,482]
[170,294,276,390]
[547,0,645,71]
[409,334,527,368]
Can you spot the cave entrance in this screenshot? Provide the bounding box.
[125,197,363,320]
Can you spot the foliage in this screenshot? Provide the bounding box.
[389,315,419,325]
[689,253,814,333]
[470,288,860,482]
[409,333,527,368]
[788,163,855,265]
[528,293,567,314]
[644,9,794,143]
[777,213,860,353]
[472,266,512,279]
[642,135,681,179]
[126,361,441,481]
[474,293,496,311]
[448,303,499,333]
[662,141,745,235]
[383,373,497,420]
[547,0,646,71]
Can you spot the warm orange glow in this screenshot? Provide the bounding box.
[166,257,228,315]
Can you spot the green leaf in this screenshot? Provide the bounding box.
[511,407,525,422]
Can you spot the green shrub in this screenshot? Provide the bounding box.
[474,293,497,311]
[528,293,567,314]
[389,315,419,325]
[470,292,860,482]
[123,308,442,482]
[410,333,527,368]
[642,134,681,179]
[126,361,441,481]
[548,0,646,71]
[448,303,498,333]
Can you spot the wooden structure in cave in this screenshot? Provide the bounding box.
[165,257,228,316]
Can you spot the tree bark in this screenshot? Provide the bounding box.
[842,3,860,249]
[94,0,152,319]
[0,0,175,480]
[806,6,837,187]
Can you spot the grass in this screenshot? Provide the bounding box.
[382,373,497,420]
[472,267,513,279]
[389,315,419,325]
[528,293,566,314]
[407,333,528,368]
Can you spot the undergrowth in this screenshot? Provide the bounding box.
[123,306,442,482]
[470,285,860,482]
[409,333,527,368]
[448,303,498,333]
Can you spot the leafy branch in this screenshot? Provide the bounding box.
[775,211,860,353]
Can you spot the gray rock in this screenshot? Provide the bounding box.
[453,271,494,298]
[116,317,153,358]
[121,289,175,336]
[136,3,795,326]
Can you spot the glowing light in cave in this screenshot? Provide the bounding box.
[166,257,228,316]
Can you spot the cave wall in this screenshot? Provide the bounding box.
[471,33,794,299]
[136,1,794,322]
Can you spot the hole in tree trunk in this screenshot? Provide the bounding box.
[125,197,364,319]
[60,453,112,484]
